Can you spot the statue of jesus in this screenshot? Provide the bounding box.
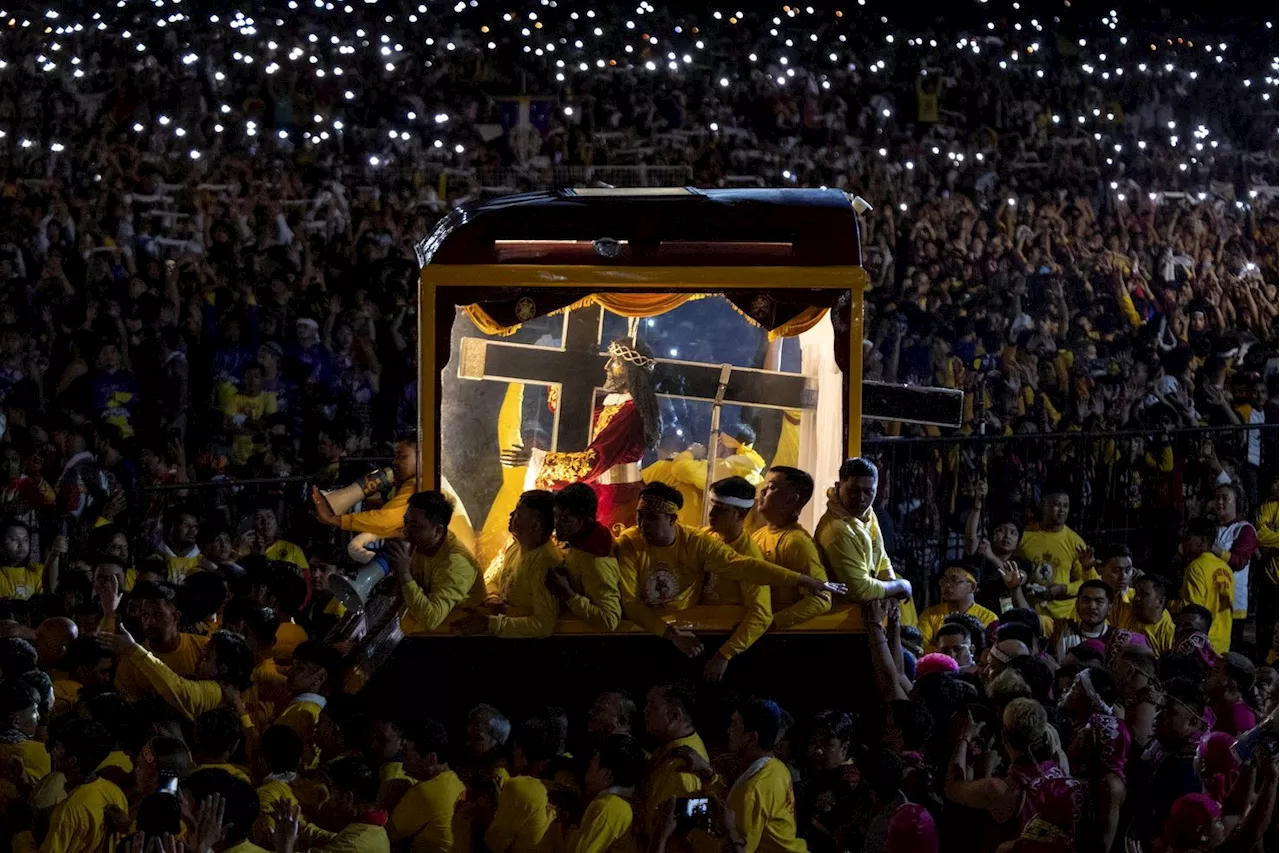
[502,337,660,532]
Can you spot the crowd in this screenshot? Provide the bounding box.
[0,0,1276,849]
[0,459,1275,853]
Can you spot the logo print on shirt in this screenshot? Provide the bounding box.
[645,564,679,606]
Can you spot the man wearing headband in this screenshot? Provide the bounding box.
[509,338,660,533]
[918,566,997,650]
[754,467,832,630]
[1051,579,1113,663]
[616,483,846,660]
[714,424,766,485]
[1127,677,1212,850]
[813,458,915,617]
[701,477,772,682]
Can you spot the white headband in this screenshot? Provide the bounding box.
[711,495,756,510]
[1077,668,1114,715]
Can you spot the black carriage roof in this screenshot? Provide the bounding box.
[415,187,864,267]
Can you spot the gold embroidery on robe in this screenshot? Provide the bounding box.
[592,403,625,439]
[535,448,599,488]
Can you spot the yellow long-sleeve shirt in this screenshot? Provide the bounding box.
[115,632,209,701]
[753,523,831,630]
[727,758,805,853]
[387,769,467,853]
[302,823,391,853]
[616,525,803,639]
[642,453,708,529]
[561,545,623,632]
[813,493,894,600]
[565,791,636,853]
[1259,501,1278,587]
[1177,551,1235,654]
[377,761,417,811]
[702,531,771,661]
[38,776,128,853]
[918,602,999,649]
[484,775,560,853]
[401,532,484,635]
[339,480,413,537]
[486,540,562,638]
[275,695,325,770]
[122,644,222,720]
[1016,526,1089,621]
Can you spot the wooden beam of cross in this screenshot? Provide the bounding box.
[456,304,964,453]
[457,305,815,452]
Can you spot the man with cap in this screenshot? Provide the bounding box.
[616,483,846,660]
[918,566,998,649]
[700,477,772,682]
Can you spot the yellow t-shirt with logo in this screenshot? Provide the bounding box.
[0,564,43,600]
[1015,526,1088,621]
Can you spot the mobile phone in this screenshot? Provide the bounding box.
[159,775,179,795]
[674,797,711,835]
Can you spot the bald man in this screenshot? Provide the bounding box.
[981,639,1029,684]
[35,618,78,671]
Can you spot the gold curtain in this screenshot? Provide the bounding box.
[464,294,828,340]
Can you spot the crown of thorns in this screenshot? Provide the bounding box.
[608,340,656,370]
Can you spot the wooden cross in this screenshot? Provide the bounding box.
[457,304,963,453]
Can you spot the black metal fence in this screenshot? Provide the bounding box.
[863,422,1275,609]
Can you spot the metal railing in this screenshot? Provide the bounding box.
[861,422,1275,610]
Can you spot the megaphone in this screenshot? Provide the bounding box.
[323,467,396,515]
[329,560,391,613]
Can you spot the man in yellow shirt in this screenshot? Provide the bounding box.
[113,581,210,701]
[99,622,255,722]
[546,484,622,632]
[754,467,832,631]
[240,504,309,572]
[701,477,772,682]
[223,363,278,465]
[567,734,646,853]
[1015,487,1093,621]
[275,758,392,853]
[0,680,50,801]
[618,483,844,660]
[51,636,114,719]
[255,725,305,841]
[638,684,709,843]
[723,698,805,853]
[1091,544,1136,607]
[193,707,252,781]
[383,490,483,635]
[461,491,561,639]
[813,458,914,613]
[918,566,998,649]
[39,718,128,853]
[1116,574,1176,656]
[275,640,343,770]
[160,508,203,584]
[1175,518,1236,654]
[388,718,466,853]
[484,717,565,853]
[312,438,475,553]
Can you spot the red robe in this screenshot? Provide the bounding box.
[535,395,647,532]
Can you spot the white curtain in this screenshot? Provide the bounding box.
[797,318,846,532]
